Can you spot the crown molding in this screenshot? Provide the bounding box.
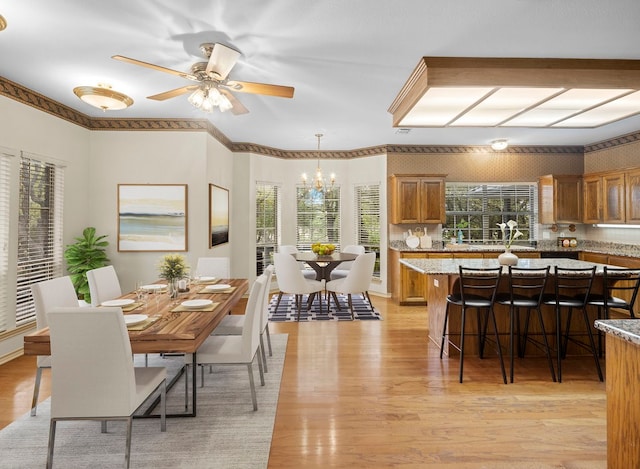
[0,75,632,158]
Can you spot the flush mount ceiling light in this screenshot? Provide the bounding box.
[490,139,509,151]
[388,57,640,129]
[73,83,133,111]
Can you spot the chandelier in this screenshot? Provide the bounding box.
[301,133,335,192]
[188,81,233,113]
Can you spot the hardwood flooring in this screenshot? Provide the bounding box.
[0,296,607,468]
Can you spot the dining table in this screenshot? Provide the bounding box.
[23,277,249,418]
[293,251,358,281]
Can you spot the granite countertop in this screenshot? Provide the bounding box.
[399,257,610,275]
[594,320,640,346]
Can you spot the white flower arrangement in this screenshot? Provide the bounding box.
[497,220,523,250]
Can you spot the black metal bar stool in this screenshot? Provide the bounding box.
[495,266,556,383]
[440,266,507,384]
[543,266,602,383]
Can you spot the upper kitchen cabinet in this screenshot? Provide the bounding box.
[539,175,582,224]
[389,174,446,224]
[626,168,640,224]
[583,172,625,223]
[582,174,602,224]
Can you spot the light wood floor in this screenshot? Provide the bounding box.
[0,296,607,468]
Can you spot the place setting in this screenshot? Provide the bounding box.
[197,282,236,294]
[170,298,220,313]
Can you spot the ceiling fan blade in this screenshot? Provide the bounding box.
[205,43,240,80]
[112,55,199,82]
[231,80,295,98]
[220,89,249,115]
[147,85,199,101]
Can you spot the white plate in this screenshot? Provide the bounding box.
[124,314,148,326]
[406,236,420,249]
[198,276,217,282]
[101,299,135,307]
[204,284,231,292]
[181,299,213,309]
[141,284,166,291]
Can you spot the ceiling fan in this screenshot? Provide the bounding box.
[112,43,294,115]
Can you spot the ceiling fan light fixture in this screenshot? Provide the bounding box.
[490,139,509,151]
[73,84,133,111]
[0,14,7,31]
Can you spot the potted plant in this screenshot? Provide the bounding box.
[157,253,189,298]
[64,227,109,303]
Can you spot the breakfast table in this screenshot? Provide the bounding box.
[23,277,249,418]
[293,252,358,281]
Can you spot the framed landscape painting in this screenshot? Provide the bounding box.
[209,184,229,247]
[118,184,188,252]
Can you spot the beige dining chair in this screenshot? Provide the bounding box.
[325,252,376,319]
[46,306,167,469]
[196,257,230,278]
[329,244,366,280]
[29,276,80,416]
[184,274,267,411]
[273,252,324,320]
[86,265,122,306]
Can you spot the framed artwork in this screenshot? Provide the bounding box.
[209,184,229,247]
[117,184,188,252]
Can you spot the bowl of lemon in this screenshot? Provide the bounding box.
[311,243,336,256]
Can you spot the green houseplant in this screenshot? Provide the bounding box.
[64,227,109,302]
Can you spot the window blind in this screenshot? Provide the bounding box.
[0,148,15,333]
[296,186,341,251]
[256,182,280,275]
[16,154,65,325]
[355,183,381,277]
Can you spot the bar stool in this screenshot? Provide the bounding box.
[440,266,506,384]
[543,266,602,383]
[495,266,556,383]
[587,266,640,355]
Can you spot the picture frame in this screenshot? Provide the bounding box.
[209,184,229,247]
[117,184,188,252]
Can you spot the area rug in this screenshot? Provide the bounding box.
[0,334,288,469]
[268,293,382,321]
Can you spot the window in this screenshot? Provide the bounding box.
[355,183,381,277]
[16,154,65,326]
[256,182,280,275]
[444,183,538,243]
[0,148,15,333]
[296,186,341,250]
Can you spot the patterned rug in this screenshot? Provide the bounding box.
[268,292,382,321]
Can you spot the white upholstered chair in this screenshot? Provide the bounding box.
[86,265,122,306]
[29,276,79,416]
[46,307,166,469]
[329,245,366,280]
[211,265,275,371]
[278,245,317,279]
[196,257,230,278]
[185,274,267,411]
[273,252,324,320]
[325,252,376,319]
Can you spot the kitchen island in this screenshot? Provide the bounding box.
[593,319,640,469]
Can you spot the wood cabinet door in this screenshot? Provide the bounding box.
[554,176,582,223]
[419,178,446,223]
[391,177,421,224]
[603,173,626,223]
[626,169,640,224]
[400,253,427,304]
[581,252,609,264]
[582,175,602,223]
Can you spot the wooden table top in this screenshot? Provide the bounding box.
[23,278,249,356]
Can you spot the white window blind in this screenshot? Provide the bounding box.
[0,148,15,333]
[296,186,341,250]
[355,183,381,277]
[444,183,538,243]
[16,154,65,325]
[256,182,280,275]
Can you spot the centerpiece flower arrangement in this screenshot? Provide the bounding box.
[497,220,523,250]
[158,253,189,297]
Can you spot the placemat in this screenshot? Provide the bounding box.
[197,286,237,294]
[171,301,220,313]
[196,278,220,285]
[122,301,144,312]
[126,315,161,331]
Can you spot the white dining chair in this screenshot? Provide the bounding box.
[329,244,366,280]
[86,265,122,306]
[274,252,324,320]
[325,252,376,319]
[196,257,230,278]
[279,245,317,279]
[184,274,267,411]
[212,265,275,371]
[29,276,80,416]
[46,307,167,469]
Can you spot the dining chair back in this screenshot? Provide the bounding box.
[86,265,122,306]
[196,257,230,278]
[329,245,366,280]
[274,252,324,320]
[29,276,79,416]
[325,252,376,319]
[279,245,316,279]
[46,306,166,469]
[440,266,506,384]
[588,266,640,319]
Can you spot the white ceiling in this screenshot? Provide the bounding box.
[1,0,640,151]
